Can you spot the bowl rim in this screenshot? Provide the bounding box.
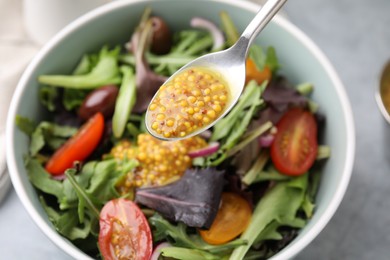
[6,0,355,259]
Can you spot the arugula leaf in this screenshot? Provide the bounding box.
[222,84,264,150]
[62,89,88,111]
[251,166,291,183]
[149,214,246,255]
[40,196,92,240]
[248,45,267,71]
[29,121,77,156]
[65,170,100,220]
[86,159,137,203]
[265,46,280,72]
[211,81,265,142]
[229,175,309,260]
[15,115,36,136]
[60,161,97,210]
[26,158,64,200]
[38,46,122,89]
[72,54,92,75]
[161,247,221,260]
[220,11,239,47]
[39,86,59,112]
[248,45,280,73]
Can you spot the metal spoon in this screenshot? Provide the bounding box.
[146,0,287,140]
[376,61,390,123]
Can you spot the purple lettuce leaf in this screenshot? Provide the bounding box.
[257,76,308,125]
[135,168,225,229]
[127,11,167,113]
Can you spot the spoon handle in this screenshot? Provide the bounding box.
[241,0,287,51]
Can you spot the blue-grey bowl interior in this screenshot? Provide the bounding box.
[6,0,355,259]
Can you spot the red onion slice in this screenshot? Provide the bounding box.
[52,174,67,181]
[188,142,220,158]
[258,134,275,147]
[190,17,225,51]
[151,242,171,260]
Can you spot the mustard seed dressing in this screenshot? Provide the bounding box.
[147,67,230,138]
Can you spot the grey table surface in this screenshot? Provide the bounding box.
[1,0,390,259]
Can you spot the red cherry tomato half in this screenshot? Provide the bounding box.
[45,112,105,175]
[98,199,153,260]
[270,108,318,176]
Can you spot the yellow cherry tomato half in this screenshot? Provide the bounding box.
[245,58,272,85]
[199,192,252,245]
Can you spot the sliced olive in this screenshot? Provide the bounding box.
[150,16,172,55]
[78,85,119,120]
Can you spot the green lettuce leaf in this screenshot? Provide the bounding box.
[112,66,136,138]
[229,174,309,260]
[38,46,122,89]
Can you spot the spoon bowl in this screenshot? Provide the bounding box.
[146,0,287,140]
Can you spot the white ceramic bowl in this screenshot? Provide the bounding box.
[6,0,355,259]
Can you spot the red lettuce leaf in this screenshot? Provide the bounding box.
[258,76,308,125]
[135,168,225,229]
[127,10,167,113]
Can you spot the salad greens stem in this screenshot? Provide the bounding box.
[220,11,239,47]
[316,145,331,160]
[211,81,265,142]
[227,121,273,157]
[184,35,213,55]
[65,170,100,219]
[175,31,200,53]
[296,82,314,96]
[112,66,136,138]
[120,53,195,67]
[161,247,220,260]
[242,150,269,185]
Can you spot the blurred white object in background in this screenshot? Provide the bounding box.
[23,0,109,45]
[0,131,10,204]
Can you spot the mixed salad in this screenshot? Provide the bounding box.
[16,7,330,260]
